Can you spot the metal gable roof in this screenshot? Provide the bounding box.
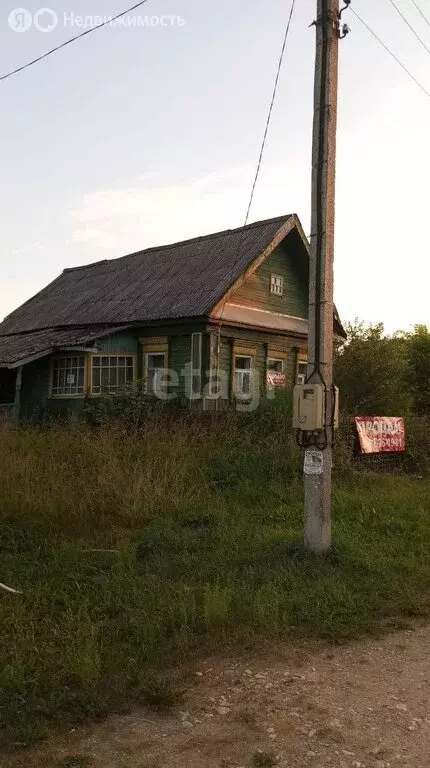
[0,214,346,367]
[0,215,293,336]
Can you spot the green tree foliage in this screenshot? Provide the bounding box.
[403,325,430,415]
[334,320,412,415]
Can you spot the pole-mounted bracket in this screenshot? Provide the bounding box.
[338,0,352,38]
[339,0,351,18]
[309,2,352,39]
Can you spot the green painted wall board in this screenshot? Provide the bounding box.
[231,242,308,319]
[169,334,192,400]
[96,331,140,354]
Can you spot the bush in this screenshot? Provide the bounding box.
[81,382,166,427]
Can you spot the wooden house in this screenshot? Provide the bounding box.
[0,214,345,420]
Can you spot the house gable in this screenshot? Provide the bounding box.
[227,240,308,320]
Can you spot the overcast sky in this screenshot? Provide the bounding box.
[1,0,429,332]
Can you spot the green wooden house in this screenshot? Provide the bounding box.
[0,214,345,420]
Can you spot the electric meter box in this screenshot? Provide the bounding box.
[293,384,325,431]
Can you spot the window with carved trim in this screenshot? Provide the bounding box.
[145,352,167,396]
[297,360,308,385]
[270,274,284,296]
[234,355,252,397]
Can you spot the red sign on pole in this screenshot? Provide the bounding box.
[355,417,406,454]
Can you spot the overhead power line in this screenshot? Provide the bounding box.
[244,0,297,226]
[1,0,151,82]
[387,0,430,55]
[410,0,430,28]
[216,0,297,330]
[351,7,430,99]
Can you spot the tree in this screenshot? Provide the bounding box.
[404,325,430,414]
[334,320,411,415]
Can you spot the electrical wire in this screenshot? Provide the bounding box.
[1,0,151,82]
[410,0,430,28]
[244,0,297,226]
[387,0,430,55]
[215,0,297,348]
[351,7,430,98]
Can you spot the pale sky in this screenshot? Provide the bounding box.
[1,0,429,333]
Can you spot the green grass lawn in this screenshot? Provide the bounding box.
[0,419,429,747]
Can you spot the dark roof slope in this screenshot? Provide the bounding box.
[0,326,128,367]
[0,215,292,336]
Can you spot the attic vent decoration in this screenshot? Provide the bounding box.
[270,274,283,296]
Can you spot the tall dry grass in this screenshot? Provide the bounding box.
[0,410,429,747]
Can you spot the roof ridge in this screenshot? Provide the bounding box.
[62,214,291,274]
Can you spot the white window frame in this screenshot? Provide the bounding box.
[207,332,219,398]
[296,359,308,385]
[145,351,168,397]
[50,355,86,398]
[91,354,136,395]
[234,354,253,399]
[270,274,284,296]
[190,332,203,399]
[267,357,284,373]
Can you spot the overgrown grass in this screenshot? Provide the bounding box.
[0,412,429,747]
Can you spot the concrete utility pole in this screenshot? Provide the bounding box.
[304,0,345,553]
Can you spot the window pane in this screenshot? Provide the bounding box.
[90,356,135,393]
[52,356,84,396]
[297,361,307,385]
[147,369,156,394]
[270,274,284,295]
[78,367,85,390]
[148,354,165,370]
[101,368,110,389]
[146,354,165,395]
[268,359,283,373]
[242,371,251,394]
[192,373,201,395]
[191,334,202,397]
[235,356,251,371]
[192,334,201,365]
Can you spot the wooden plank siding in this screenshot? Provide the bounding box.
[209,324,307,395]
[17,314,307,419]
[169,334,192,400]
[229,242,308,319]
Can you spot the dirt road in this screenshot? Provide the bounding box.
[3,624,429,768]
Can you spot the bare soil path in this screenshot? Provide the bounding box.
[3,624,429,768]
